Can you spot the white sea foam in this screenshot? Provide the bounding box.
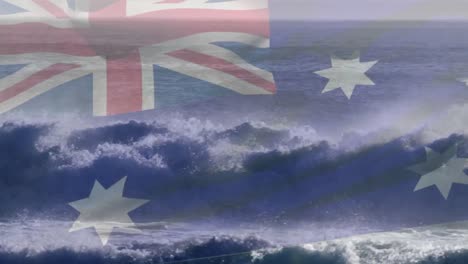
[2,218,468,263]
[303,221,468,264]
[0,115,328,172]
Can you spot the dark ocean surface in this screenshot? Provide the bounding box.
[2,21,468,263]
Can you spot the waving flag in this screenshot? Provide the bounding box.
[2,1,468,264]
[0,0,274,116]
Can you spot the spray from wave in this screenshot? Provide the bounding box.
[0,114,466,263]
[2,219,468,264]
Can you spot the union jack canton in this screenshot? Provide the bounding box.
[0,0,275,116]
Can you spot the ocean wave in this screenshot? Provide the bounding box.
[0,116,466,264]
[0,116,463,220]
[0,237,323,264]
[2,226,468,264]
[2,116,329,172]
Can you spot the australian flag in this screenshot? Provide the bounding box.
[1,0,468,263]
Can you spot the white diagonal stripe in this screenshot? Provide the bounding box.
[1,1,50,16]
[187,43,274,83]
[139,32,273,107]
[0,67,90,113]
[141,32,270,55]
[0,53,105,114]
[153,53,272,95]
[0,63,53,91]
[0,0,88,28]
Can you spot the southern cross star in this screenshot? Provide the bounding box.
[69,176,149,245]
[458,77,468,86]
[315,55,378,99]
[409,145,468,199]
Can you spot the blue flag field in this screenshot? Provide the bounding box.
[1,1,468,263]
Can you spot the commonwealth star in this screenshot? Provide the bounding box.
[69,176,149,245]
[315,55,378,99]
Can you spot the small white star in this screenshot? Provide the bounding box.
[458,78,468,86]
[69,176,149,245]
[409,145,468,199]
[315,55,378,99]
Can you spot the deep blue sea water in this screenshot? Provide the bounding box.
[2,21,468,263]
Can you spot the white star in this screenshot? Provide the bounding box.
[69,176,149,245]
[315,56,378,99]
[458,78,468,86]
[409,145,468,199]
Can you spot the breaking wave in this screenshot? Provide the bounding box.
[2,221,468,264]
[0,115,466,264]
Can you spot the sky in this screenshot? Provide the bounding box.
[273,0,468,20]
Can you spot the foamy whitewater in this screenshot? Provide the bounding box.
[3,218,468,263]
[0,112,466,264]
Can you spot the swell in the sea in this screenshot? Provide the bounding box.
[0,115,466,264]
[2,233,468,264]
